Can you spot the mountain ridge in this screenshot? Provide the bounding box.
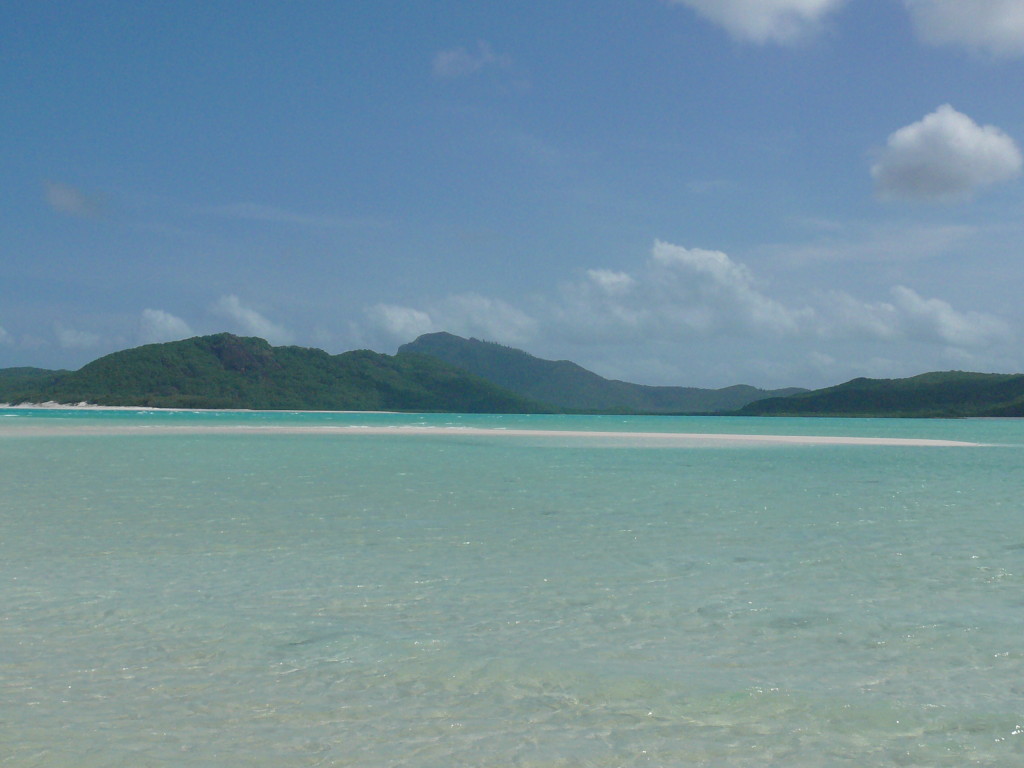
[737,371,1024,417]
[3,332,1021,417]
[398,332,804,413]
[0,333,547,412]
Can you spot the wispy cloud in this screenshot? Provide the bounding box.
[667,0,1024,56]
[45,181,102,217]
[764,221,976,266]
[664,0,849,44]
[54,323,101,350]
[139,309,193,345]
[212,295,293,345]
[368,293,537,348]
[905,0,1024,57]
[816,286,1011,347]
[210,202,384,229]
[889,285,1012,347]
[366,304,435,341]
[432,40,511,79]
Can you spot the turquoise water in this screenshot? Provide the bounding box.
[1,410,1022,766]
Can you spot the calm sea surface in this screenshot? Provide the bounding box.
[2,409,1022,766]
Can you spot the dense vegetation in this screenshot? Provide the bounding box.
[0,367,65,391]
[0,333,547,412]
[399,332,804,413]
[737,371,1024,417]
[4,334,1021,417]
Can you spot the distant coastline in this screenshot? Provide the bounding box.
[0,401,399,415]
[2,332,1022,417]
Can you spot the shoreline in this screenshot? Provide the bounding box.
[1,401,168,411]
[0,402,398,414]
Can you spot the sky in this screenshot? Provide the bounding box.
[3,0,1024,389]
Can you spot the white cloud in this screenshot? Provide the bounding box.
[361,240,1016,386]
[366,304,436,341]
[45,181,101,217]
[665,0,848,44]
[586,269,635,295]
[432,40,510,78]
[548,241,819,347]
[890,285,1013,347]
[367,294,538,347]
[654,241,811,334]
[368,240,1011,356]
[871,105,1023,202]
[139,309,193,345]
[815,286,1012,348]
[0,326,11,345]
[609,241,806,335]
[54,323,101,350]
[815,291,902,341]
[366,290,536,346]
[905,0,1024,57]
[210,202,383,230]
[768,221,975,266]
[440,294,539,344]
[212,295,293,345]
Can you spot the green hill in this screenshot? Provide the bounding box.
[737,371,1024,417]
[397,332,804,413]
[0,367,66,391]
[11,333,1015,417]
[0,333,547,412]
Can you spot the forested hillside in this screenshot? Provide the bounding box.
[738,371,1024,417]
[399,332,804,413]
[0,334,546,412]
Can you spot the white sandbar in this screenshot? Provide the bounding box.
[0,422,983,446]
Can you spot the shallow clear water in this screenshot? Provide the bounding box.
[2,410,1022,766]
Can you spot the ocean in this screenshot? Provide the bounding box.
[2,409,1022,766]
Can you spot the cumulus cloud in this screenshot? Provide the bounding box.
[871,105,1023,202]
[358,237,1017,388]
[139,309,193,345]
[365,240,1013,363]
[816,286,1011,348]
[0,325,11,345]
[665,0,848,44]
[212,295,293,345]
[366,304,435,341]
[365,242,816,350]
[442,294,539,344]
[815,291,902,341]
[432,40,510,78]
[890,285,1012,347]
[54,323,101,350]
[45,181,102,217]
[905,0,1024,57]
[585,269,635,295]
[367,293,538,347]
[555,241,813,343]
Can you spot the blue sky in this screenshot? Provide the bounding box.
[3,0,1023,388]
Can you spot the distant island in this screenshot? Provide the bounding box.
[1,331,1021,416]
[738,371,1024,417]
[0,333,544,413]
[398,332,804,413]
